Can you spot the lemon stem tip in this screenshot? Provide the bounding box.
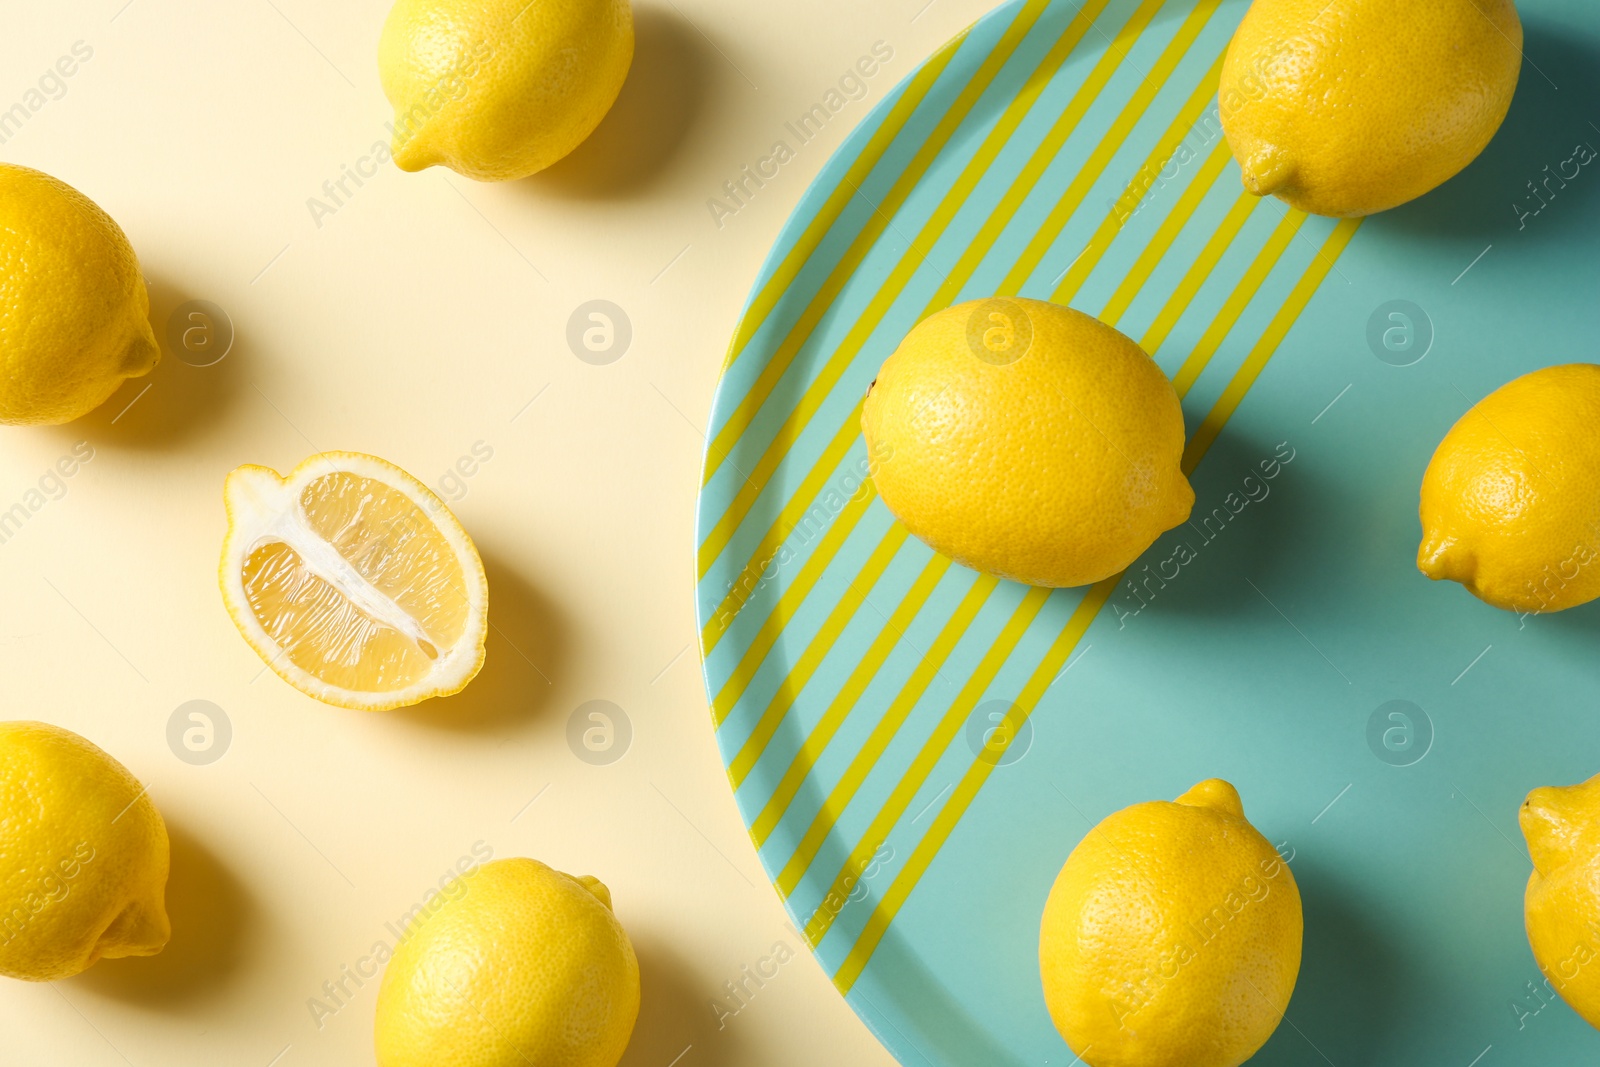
[1241,147,1294,198]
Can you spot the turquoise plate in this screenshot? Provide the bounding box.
[695,0,1600,1061]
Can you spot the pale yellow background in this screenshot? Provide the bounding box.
[0,0,1002,1062]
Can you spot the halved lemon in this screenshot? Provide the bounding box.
[219,452,488,710]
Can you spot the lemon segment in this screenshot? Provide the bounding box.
[298,470,473,657]
[241,541,440,692]
[220,452,487,710]
[0,721,170,982]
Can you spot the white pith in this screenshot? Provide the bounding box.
[273,503,441,653]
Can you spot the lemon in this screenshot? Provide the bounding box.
[1522,772,1600,1030]
[0,164,159,425]
[219,451,488,711]
[1219,0,1522,217]
[1039,779,1301,1067]
[379,0,634,181]
[375,858,639,1067]
[1418,364,1600,614]
[0,721,170,981]
[860,297,1192,588]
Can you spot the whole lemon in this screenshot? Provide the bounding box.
[1039,780,1301,1067]
[1218,0,1522,217]
[0,165,159,425]
[379,0,634,181]
[1418,364,1600,614]
[375,857,639,1067]
[0,721,170,981]
[1522,773,1600,1030]
[861,298,1192,588]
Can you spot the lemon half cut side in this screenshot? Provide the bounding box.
[220,452,487,711]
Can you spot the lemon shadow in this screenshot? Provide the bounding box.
[1520,590,1600,637]
[619,934,747,1067]
[1109,429,1317,621]
[1248,863,1407,1065]
[1368,23,1600,247]
[50,269,249,451]
[533,4,711,198]
[394,549,569,733]
[74,821,253,1006]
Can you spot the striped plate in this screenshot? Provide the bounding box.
[696,0,1600,1061]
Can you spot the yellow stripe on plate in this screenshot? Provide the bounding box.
[832,575,1116,991]
[922,0,1171,313]
[831,217,1367,995]
[776,574,998,900]
[744,57,1255,852]
[710,478,878,726]
[813,208,1328,970]
[998,0,1225,297]
[1098,135,1234,325]
[702,398,865,658]
[699,0,1118,640]
[1183,217,1363,470]
[702,0,1054,497]
[780,24,1267,940]
[1170,207,1306,397]
[765,152,1271,905]
[713,36,967,385]
[804,587,1052,947]
[732,56,1254,844]
[750,554,954,847]
[721,2,1245,890]
[728,525,911,787]
[1048,49,1225,305]
[1139,190,1260,355]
